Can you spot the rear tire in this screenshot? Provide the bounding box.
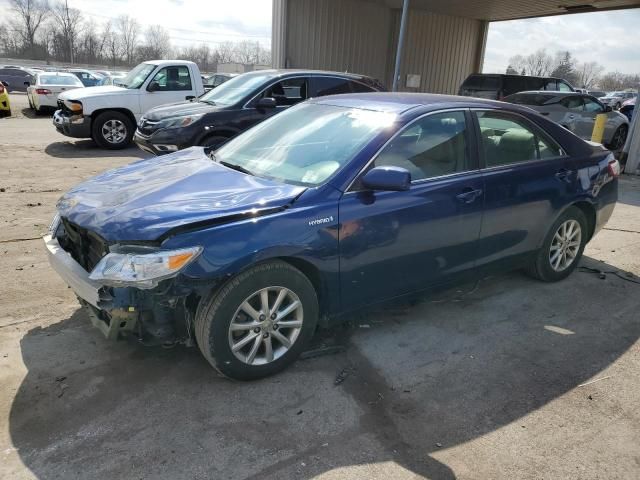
[526,206,587,282]
[92,111,134,149]
[608,125,627,151]
[194,261,318,380]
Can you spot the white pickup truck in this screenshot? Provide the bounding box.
[53,60,205,149]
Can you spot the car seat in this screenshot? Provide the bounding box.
[495,128,536,165]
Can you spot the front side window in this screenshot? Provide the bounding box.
[476,111,562,167]
[558,82,573,92]
[373,111,470,182]
[214,103,395,186]
[583,97,604,113]
[118,63,156,89]
[258,78,308,106]
[561,96,583,110]
[150,66,192,91]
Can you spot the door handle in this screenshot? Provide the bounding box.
[456,188,483,204]
[555,168,573,183]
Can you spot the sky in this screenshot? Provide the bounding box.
[0,0,273,48]
[483,9,640,75]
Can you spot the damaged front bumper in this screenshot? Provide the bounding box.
[44,234,192,342]
[52,109,91,139]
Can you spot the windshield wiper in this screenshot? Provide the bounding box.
[219,160,254,176]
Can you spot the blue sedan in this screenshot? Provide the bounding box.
[46,93,619,380]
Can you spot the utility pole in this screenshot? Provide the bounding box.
[66,0,74,64]
[392,0,410,92]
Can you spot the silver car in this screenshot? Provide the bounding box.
[504,91,629,150]
[600,91,636,110]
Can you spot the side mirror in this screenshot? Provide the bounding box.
[23,81,30,87]
[361,166,411,192]
[604,105,612,113]
[147,81,160,92]
[257,97,277,109]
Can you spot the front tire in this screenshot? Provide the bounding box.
[195,261,319,380]
[527,206,588,282]
[92,111,134,149]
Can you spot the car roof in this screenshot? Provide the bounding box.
[310,92,519,114]
[236,68,377,81]
[38,71,78,77]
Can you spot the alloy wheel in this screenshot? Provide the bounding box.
[610,126,627,150]
[549,219,582,272]
[101,119,127,144]
[228,287,304,366]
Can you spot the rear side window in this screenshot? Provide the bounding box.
[507,93,558,106]
[314,77,351,96]
[374,111,470,181]
[349,81,375,93]
[475,111,562,167]
[543,80,558,90]
[462,75,500,90]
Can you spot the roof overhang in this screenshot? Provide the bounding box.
[382,0,640,21]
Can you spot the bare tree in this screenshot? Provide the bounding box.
[215,41,235,64]
[8,0,50,58]
[102,20,122,68]
[524,49,554,77]
[117,14,139,66]
[50,0,82,63]
[507,55,526,75]
[576,61,604,89]
[138,25,171,60]
[233,40,259,64]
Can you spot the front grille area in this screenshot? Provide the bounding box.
[57,218,109,272]
[137,118,161,136]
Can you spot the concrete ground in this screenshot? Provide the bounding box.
[1,93,640,480]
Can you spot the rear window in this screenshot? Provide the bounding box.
[462,75,500,90]
[39,75,82,86]
[505,93,559,106]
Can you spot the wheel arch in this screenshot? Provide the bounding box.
[91,107,137,127]
[571,200,596,242]
[195,127,239,146]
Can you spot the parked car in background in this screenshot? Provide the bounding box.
[458,74,574,100]
[588,91,606,98]
[0,80,11,117]
[26,72,85,114]
[600,91,636,110]
[134,69,387,155]
[97,72,127,86]
[620,96,636,122]
[46,93,619,380]
[203,73,236,90]
[66,69,103,87]
[0,66,35,92]
[54,60,206,149]
[504,91,629,150]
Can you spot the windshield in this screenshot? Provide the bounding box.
[116,63,155,89]
[39,75,83,86]
[214,103,396,187]
[607,92,623,97]
[199,73,273,106]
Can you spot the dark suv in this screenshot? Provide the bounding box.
[458,74,574,100]
[134,69,386,155]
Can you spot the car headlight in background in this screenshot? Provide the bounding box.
[157,113,204,129]
[89,246,203,289]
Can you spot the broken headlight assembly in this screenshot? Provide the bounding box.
[89,245,203,289]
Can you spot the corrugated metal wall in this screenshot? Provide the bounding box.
[278,0,488,93]
[285,0,392,85]
[390,9,486,94]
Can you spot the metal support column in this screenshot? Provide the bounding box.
[622,109,639,174]
[392,0,410,92]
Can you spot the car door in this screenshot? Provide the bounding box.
[473,110,572,270]
[557,95,584,135]
[338,110,484,310]
[140,65,197,115]
[578,96,607,140]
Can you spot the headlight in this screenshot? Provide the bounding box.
[157,113,204,129]
[89,246,202,289]
[64,99,82,113]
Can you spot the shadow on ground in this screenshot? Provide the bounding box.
[9,256,640,479]
[20,106,54,119]
[45,140,146,159]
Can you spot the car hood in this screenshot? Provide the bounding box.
[143,100,220,120]
[56,147,306,242]
[58,85,134,101]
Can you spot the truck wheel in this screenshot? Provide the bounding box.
[526,206,587,282]
[92,111,134,149]
[200,135,230,150]
[194,261,318,380]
